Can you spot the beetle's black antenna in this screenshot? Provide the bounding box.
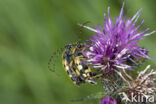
[48,47,64,73]
[77,21,91,43]
[48,43,77,75]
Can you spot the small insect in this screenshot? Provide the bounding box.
[62,43,100,86]
[48,42,103,86]
[48,21,104,86]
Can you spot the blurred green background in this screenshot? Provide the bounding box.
[0,0,156,104]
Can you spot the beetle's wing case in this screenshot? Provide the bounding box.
[73,45,97,85]
[62,44,85,86]
[62,43,104,86]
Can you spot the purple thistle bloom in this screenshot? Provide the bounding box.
[101,96,117,104]
[79,3,156,71]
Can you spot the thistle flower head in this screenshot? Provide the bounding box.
[117,65,156,102]
[80,3,155,71]
[100,96,117,104]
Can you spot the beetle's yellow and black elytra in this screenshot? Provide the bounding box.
[48,42,104,86]
[62,43,98,86]
[48,40,106,86]
[47,21,105,86]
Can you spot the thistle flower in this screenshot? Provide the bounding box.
[100,96,117,104]
[116,65,156,103]
[79,3,156,71]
